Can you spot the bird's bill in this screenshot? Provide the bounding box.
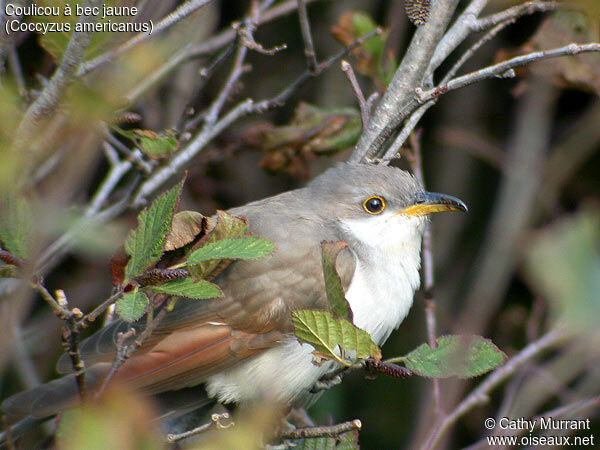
[396,192,468,217]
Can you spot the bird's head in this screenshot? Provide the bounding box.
[307,163,467,253]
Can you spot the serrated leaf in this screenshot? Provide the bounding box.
[165,211,213,251]
[125,180,183,280]
[151,278,222,299]
[119,129,179,159]
[115,291,149,322]
[186,211,248,280]
[321,241,352,322]
[0,193,32,259]
[292,310,381,367]
[403,335,506,379]
[187,237,274,265]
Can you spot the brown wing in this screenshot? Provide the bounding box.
[58,193,356,395]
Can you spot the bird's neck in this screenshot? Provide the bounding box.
[340,217,425,345]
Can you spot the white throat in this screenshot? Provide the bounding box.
[341,213,425,345]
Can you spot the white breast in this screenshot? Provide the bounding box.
[342,214,424,345]
[206,214,424,405]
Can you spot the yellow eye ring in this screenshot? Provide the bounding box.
[362,196,386,215]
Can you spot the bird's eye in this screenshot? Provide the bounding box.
[362,196,386,215]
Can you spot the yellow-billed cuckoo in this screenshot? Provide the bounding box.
[2,163,466,422]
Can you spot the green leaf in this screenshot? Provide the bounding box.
[187,237,274,265]
[115,291,149,322]
[403,335,506,379]
[292,310,381,366]
[321,241,352,322]
[151,278,222,299]
[331,12,398,88]
[523,208,600,332]
[118,128,179,159]
[0,193,32,259]
[124,180,183,280]
[186,211,248,280]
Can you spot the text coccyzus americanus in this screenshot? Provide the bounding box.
[2,163,467,422]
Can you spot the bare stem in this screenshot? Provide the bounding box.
[79,288,125,328]
[341,60,370,129]
[417,43,600,103]
[281,419,362,439]
[297,0,318,72]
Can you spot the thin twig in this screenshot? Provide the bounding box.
[76,0,216,77]
[341,60,369,129]
[421,328,568,450]
[417,43,600,103]
[79,288,125,328]
[297,0,318,72]
[7,46,25,96]
[167,412,234,442]
[95,327,136,398]
[441,19,513,84]
[200,42,236,79]
[30,280,70,319]
[235,0,286,56]
[380,101,433,161]
[474,1,561,32]
[97,306,168,397]
[12,0,103,152]
[407,132,442,415]
[281,419,362,439]
[105,133,153,174]
[202,29,250,129]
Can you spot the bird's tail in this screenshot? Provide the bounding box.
[1,364,109,420]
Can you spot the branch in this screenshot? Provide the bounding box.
[12,0,103,152]
[297,0,318,72]
[349,0,460,162]
[421,328,569,450]
[340,60,369,128]
[406,132,442,415]
[280,419,362,440]
[380,101,433,161]
[76,0,216,77]
[97,306,168,397]
[166,412,233,442]
[417,43,600,103]
[474,1,561,32]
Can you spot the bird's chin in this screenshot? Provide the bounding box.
[341,213,425,251]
